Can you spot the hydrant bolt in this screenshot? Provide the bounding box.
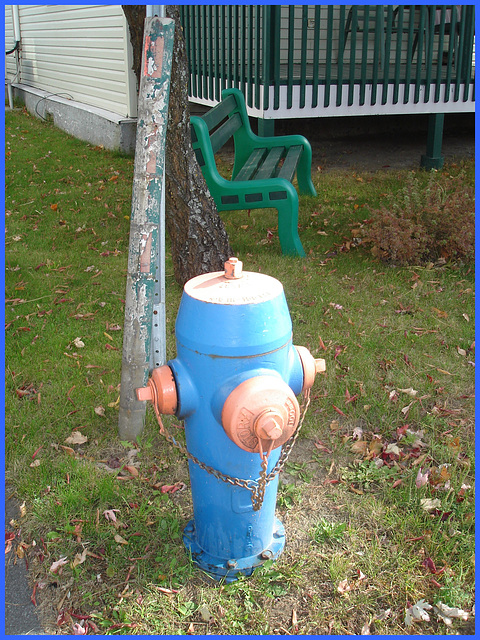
[255,411,283,441]
[136,384,153,402]
[224,256,243,280]
[315,358,326,374]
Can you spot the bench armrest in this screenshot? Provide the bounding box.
[221,88,315,195]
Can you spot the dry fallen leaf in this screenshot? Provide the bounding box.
[198,604,212,622]
[291,609,298,631]
[351,437,368,452]
[360,621,371,635]
[389,389,399,402]
[73,337,85,348]
[114,534,128,545]
[50,557,68,573]
[71,549,88,568]
[420,498,442,512]
[123,465,139,477]
[60,445,75,456]
[64,431,88,445]
[401,401,415,416]
[72,622,88,635]
[433,602,469,625]
[384,443,401,456]
[94,406,105,417]
[405,599,432,626]
[337,578,354,594]
[155,586,179,595]
[415,467,430,488]
[103,509,120,522]
[161,481,186,494]
[399,387,418,397]
[352,426,363,440]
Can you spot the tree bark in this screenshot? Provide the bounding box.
[123,5,233,286]
[122,5,145,90]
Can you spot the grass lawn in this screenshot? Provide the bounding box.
[5,107,475,635]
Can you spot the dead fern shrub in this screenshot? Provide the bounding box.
[364,170,475,265]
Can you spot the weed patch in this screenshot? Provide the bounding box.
[359,168,475,265]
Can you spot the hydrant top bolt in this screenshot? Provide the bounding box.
[224,256,243,280]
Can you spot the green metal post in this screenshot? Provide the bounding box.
[286,6,295,109]
[257,118,275,136]
[421,113,445,170]
[259,5,278,137]
[299,6,308,108]
[324,5,334,107]
[118,17,175,442]
[311,5,321,108]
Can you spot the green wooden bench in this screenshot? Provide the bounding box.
[190,88,317,257]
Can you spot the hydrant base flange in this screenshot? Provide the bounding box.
[183,518,285,583]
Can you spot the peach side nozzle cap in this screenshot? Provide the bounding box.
[135,365,177,415]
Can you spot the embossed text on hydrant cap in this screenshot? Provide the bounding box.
[184,271,284,305]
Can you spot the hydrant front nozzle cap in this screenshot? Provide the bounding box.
[316,358,326,374]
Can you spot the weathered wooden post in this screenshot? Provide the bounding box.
[118,15,174,441]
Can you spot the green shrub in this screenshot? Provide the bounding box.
[363,170,474,265]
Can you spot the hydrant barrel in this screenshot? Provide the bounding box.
[142,259,323,582]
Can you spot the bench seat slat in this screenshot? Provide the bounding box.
[233,148,267,181]
[254,146,285,180]
[277,145,303,182]
[202,94,238,131]
[210,113,242,154]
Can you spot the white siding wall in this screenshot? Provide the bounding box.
[4,4,136,118]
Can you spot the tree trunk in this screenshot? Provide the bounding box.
[122,5,145,90]
[123,5,233,287]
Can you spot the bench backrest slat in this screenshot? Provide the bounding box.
[202,94,238,132]
[210,112,242,154]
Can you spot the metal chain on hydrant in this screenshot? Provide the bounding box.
[149,383,311,511]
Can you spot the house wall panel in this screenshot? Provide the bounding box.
[4,4,136,118]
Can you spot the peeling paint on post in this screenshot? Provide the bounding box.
[118,17,175,441]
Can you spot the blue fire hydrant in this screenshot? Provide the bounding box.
[136,258,325,582]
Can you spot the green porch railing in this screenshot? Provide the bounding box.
[179,4,475,115]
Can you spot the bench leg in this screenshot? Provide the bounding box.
[296,149,317,197]
[276,198,306,258]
